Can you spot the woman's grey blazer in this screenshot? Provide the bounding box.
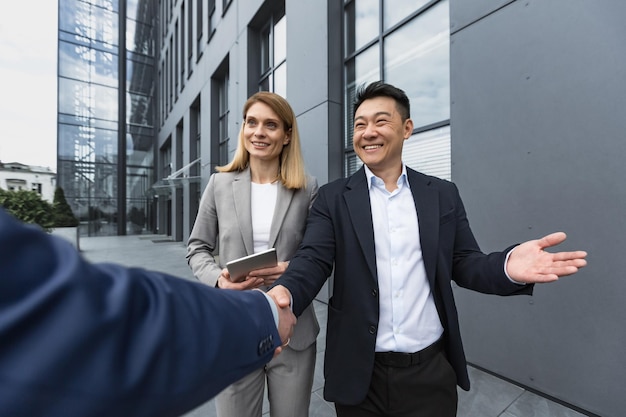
[187,167,319,350]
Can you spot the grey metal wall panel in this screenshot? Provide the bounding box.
[450,1,626,416]
[296,104,331,185]
[286,0,343,184]
[450,0,513,34]
[286,0,330,185]
[286,0,329,112]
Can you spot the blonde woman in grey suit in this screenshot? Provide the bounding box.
[187,91,319,417]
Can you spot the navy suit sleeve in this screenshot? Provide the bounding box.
[0,209,280,417]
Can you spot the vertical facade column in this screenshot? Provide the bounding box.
[117,0,127,235]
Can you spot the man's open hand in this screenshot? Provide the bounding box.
[506,232,588,283]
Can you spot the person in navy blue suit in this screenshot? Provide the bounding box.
[269,81,588,417]
[0,208,295,417]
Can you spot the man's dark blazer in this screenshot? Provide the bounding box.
[277,166,533,405]
[0,209,280,417]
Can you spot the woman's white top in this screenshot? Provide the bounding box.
[250,181,278,254]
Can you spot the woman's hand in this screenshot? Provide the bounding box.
[248,261,289,286]
[216,268,264,290]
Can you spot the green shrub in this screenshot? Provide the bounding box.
[0,189,55,232]
[53,187,79,227]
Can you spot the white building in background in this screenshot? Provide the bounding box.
[0,162,56,202]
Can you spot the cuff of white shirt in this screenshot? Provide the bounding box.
[257,290,279,328]
[504,247,527,285]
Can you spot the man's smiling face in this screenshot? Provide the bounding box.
[352,96,413,178]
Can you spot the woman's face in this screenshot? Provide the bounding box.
[243,102,290,163]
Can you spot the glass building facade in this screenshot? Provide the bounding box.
[57,0,157,236]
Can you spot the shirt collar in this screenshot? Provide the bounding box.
[364,164,410,191]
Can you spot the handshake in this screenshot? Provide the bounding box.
[265,285,296,356]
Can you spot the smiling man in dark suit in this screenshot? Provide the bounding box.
[269,81,587,417]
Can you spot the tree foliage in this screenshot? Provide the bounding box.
[53,187,79,227]
[0,189,55,231]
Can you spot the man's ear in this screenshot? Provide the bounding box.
[403,118,414,139]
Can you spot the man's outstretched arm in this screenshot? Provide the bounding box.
[0,209,295,417]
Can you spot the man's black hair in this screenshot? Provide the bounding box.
[353,81,411,121]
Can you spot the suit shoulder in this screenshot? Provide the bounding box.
[319,176,351,193]
[211,171,238,182]
[209,170,244,189]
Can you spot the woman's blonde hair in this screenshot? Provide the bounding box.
[216,91,307,190]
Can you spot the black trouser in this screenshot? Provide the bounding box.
[335,341,457,417]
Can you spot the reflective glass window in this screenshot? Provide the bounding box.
[92,127,118,162]
[127,60,154,95]
[345,44,380,148]
[274,15,286,65]
[92,49,118,87]
[274,62,287,99]
[126,196,149,233]
[259,77,270,92]
[257,12,287,96]
[59,0,91,35]
[216,73,229,167]
[93,84,119,121]
[127,92,154,127]
[383,0,430,30]
[260,24,271,74]
[384,0,449,128]
[127,133,154,160]
[58,78,90,117]
[59,41,117,87]
[92,0,118,12]
[127,19,155,55]
[127,0,139,20]
[59,42,91,82]
[345,153,363,177]
[196,0,203,56]
[58,123,93,159]
[402,126,451,180]
[59,78,117,121]
[59,0,118,48]
[93,5,119,48]
[56,160,118,222]
[345,0,380,54]
[58,123,118,163]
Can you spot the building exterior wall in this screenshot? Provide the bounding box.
[0,162,56,202]
[157,0,453,242]
[450,1,626,416]
[156,0,341,243]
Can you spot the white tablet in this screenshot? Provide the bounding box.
[226,248,278,283]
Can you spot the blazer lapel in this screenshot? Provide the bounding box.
[232,169,254,255]
[268,184,294,249]
[344,167,378,281]
[407,168,439,289]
